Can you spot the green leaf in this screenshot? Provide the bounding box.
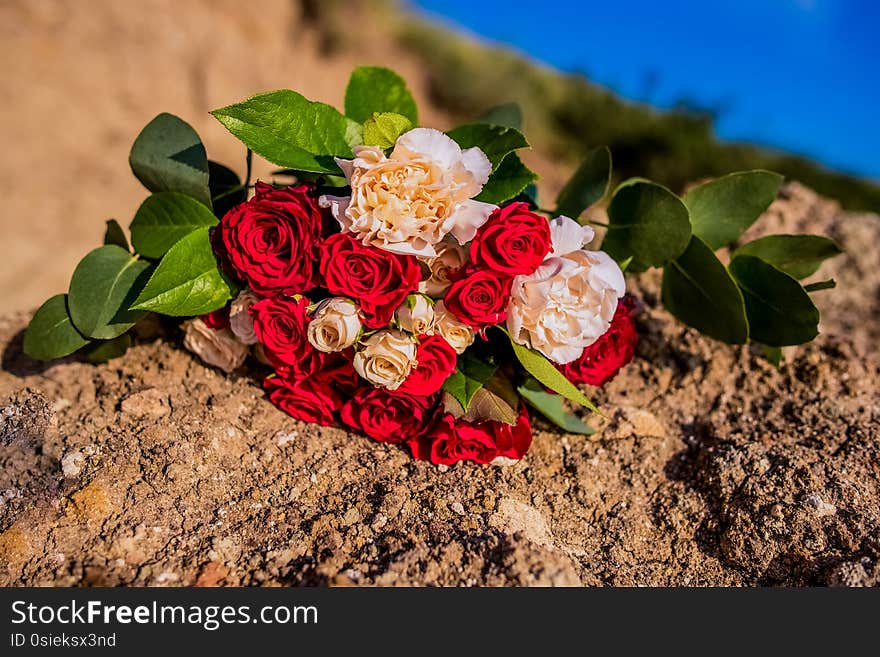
[503,331,598,413]
[362,112,413,149]
[804,279,836,292]
[84,333,132,363]
[729,255,820,346]
[130,192,218,259]
[761,344,783,368]
[130,227,235,316]
[442,354,497,410]
[209,160,247,219]
[211,90,362,174]
[460,387,518,425]
[68,245,151,340]
[344,66,418,124]
[603,179,692,271]
[23,294,90,361]
[732,234,842,280]
[661,236,749,344]
[555,146,612,220]
[129,113,211,208]
[683,170,783,249]
[446,123,529,170]
[518,384,595,435]
[104,219,129,251]
[475,103,522,130]
[475,153,539,205]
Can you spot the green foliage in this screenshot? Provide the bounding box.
[442,354,497,410]
[131,227,236,317]
[23,294,90,361]
[129,113,211,208]
[84,333,132,363]
[729,255,820,346]
[504,331,598,413]
[661,236,749,344]
[476,153,538,205]
[684,171,783,249]
[604,179,691,271]
[67,245,151,340]
[130,192,218,259]
[804,279,836,292]
[211,90,361,173]
[208,160,247,219]
[103,219,129,251]
[518,382,595,434]
[362,112,413,148]
[446,123,529,170]
[555,146,611,220]
[344,66,418,124]
[733,235,842,280]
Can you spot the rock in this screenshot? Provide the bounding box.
[490,498,554,548]
[120,389,170,419]
[61,450,85,478]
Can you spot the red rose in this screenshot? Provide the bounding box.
[396,334,458,396]
[470,202,552,276]
[443,267,512,329]
[200,306,230,329]
[263,360,358,426]
[251,296,324,378]
[410,404,532,465]
[320,233,420,329]
[220,182,322,296]
[339,386,439,444]
[559,295,638,386]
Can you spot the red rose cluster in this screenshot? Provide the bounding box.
[193,183,633,466]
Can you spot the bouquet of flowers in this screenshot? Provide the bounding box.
[23,67,840,465]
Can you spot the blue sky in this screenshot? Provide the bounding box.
[410,0,879,180]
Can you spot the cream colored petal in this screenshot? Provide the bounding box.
[448,199,497,244]
[550,216,595,257]
[319,194,352,231]
[392,127,463,169]
[460,146,492,187]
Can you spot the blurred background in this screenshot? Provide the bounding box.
[2,0,877,312]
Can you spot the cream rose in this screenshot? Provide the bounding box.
[395,294,435,336]
[433,300,475,354]
[353,329,417,390]
[418,238,469,296]
[182,318,248,373]
[321,128,496,257]
[229,289,260,345]
[307,297,362,353]
[507,217,625,364]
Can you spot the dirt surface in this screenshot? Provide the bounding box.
[1,183,878,586]
[1,1,878,586]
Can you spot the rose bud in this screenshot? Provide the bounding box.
[433,300,475,354]
[307,297,362,353]
[353,329,417,390]
[470,202,552,276]
[220,182,323,296]
[443,267,513,329]
[339,387,439,444]
[397,334,457,396]
[251,296,325,379]
[418,238,469,297]
[182,318,248,373]
[229,289,260,345]
[395,294,435,336]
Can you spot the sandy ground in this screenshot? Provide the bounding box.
[0,1,878,586]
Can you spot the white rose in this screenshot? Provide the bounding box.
[320,127,497,257]
[307,297,362,353]
[395,294,435,336]
[353,330,417,390]
[229,289,260,345]
[418,238,470,296]
[507,217,625,364]
[433,300,475,354]
[182,318,248,373]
